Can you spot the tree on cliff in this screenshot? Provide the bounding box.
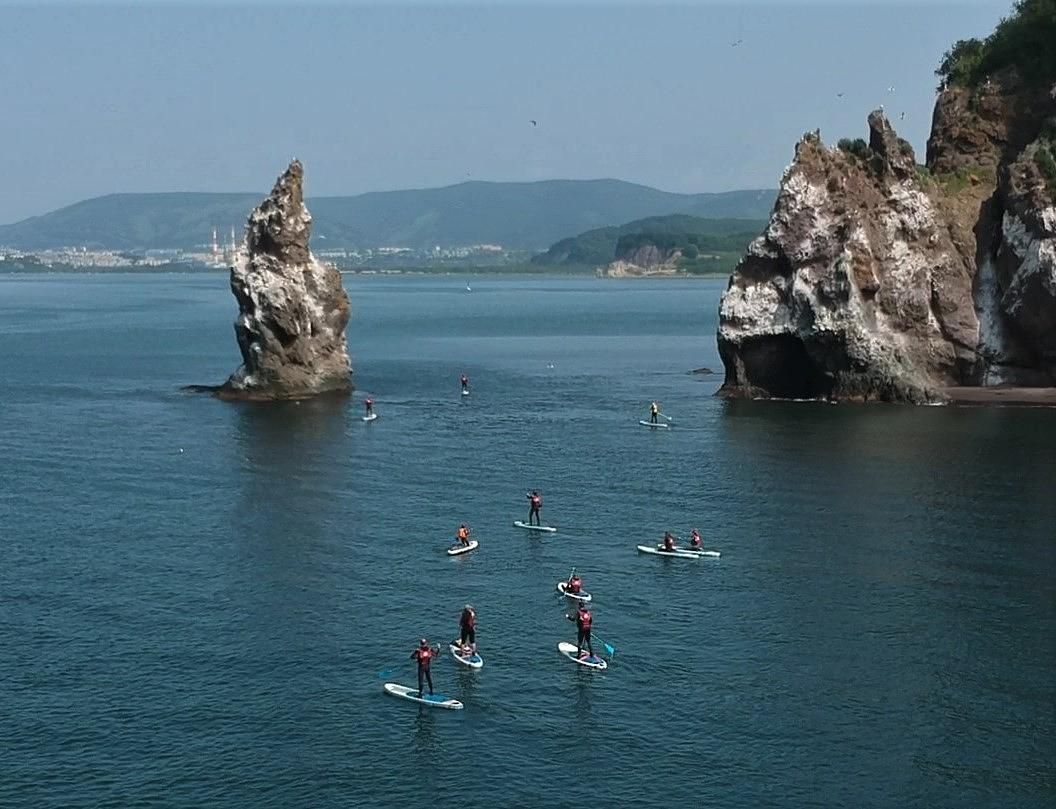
[936,0,1056,88]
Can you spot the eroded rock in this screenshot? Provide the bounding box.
[220,160,352,400]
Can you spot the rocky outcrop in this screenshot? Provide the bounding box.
[993,143,1056,377]
[718,66,1056,402]
[219,161,352,400]
[718,114,977,402]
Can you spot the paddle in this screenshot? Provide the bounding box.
[594,633,617,660]
[659,412,674,423]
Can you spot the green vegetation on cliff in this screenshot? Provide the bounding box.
[532,214,764,272]
[936,0,1056,88]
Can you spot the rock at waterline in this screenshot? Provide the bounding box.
[218,160,352,401]
[716,113,976,404]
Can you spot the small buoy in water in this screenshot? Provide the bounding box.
[466,285,472,292]
[179,448,184,453]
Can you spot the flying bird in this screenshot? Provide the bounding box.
[900,111,905,121]
[836,92,844,98]
[530,119,537,126]
[732,39,743,47]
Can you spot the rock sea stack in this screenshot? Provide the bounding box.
[219,160,352,401]
[718,66,1055,403]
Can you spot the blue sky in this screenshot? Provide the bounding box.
[0,1,1011,223]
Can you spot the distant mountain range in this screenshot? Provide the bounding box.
[0,180,775,251]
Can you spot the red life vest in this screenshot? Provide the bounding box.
[691,533,701,548]
[569,578,581,593]
[664,537,674,550]
[461,610,475,629]
[531,495,541,508]
[579,609,592,630]
[416,647,434,667]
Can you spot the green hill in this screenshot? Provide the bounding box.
[0,180,774,251]
[532,214,765,269]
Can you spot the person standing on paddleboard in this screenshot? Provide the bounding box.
[365,397,374,417]
[649,401,660,424]
[527,490,543,526]
[567,603,594,659]
[458,605,476,653]
[460,373,469,393]
[411,638,440,697]
[456,523,471,548]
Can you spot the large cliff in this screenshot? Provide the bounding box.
[219,161,352,401]
[718,3,1055,403]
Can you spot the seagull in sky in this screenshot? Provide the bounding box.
[530,119,537,126]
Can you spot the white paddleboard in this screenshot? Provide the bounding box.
[449,643,484,669]
[682,547,722,558]
[636,544,700,559]
[514,521,557,533]
[557,641,607,670]
[461,389,470,396]
[383,682,463,710]
[363,413,378,422]
[446,540,478,556]
[557,581,592,602]
[639,420,669,429]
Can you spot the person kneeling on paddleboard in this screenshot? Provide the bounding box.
[567,573,583,595]
[689,529,702,550]
[458,604,476,653]
[566,603,594,660]
[411,638,440,697]
[456,523,471,547]
[365,397,374,417]
[527,490,543,526]
[662,532,677,551]
[650,401,660,424]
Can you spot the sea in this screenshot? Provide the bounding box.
[1,273,1053,808]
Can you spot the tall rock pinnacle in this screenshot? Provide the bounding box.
[220,160,352,400]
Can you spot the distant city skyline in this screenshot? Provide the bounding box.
[0,1,1012,224]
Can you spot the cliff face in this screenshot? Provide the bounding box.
[718,69,1055,402]
[598,243,681,276]
[220,161,352,400]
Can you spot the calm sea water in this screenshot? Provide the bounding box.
[1,273,1053,808]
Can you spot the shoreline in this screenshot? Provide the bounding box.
[0,267,730,279]
[943,386,1056,407]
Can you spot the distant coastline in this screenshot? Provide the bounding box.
[0,263,731,278]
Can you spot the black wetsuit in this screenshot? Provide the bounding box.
[528,494,541,526]
[572,611,594,657]
[459,610,476,647]
[412,647,436,695]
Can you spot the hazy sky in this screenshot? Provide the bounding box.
[0,0,1012,224]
